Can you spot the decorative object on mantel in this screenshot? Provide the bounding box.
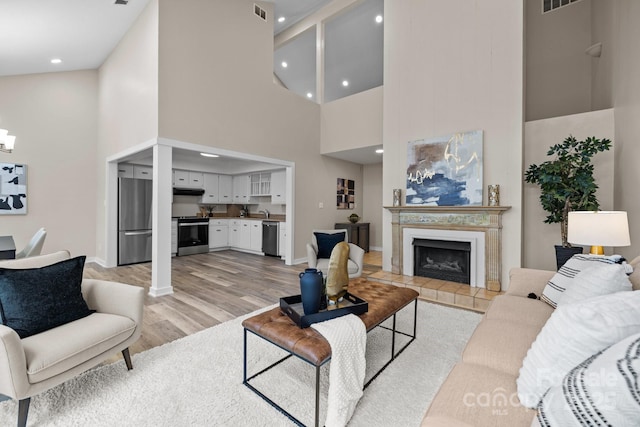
[0,163,27,214]
[337,178,355,209]
[0,129,16,153]
[406,130,483,206]
[524,135,611,269]
[326,241,350,304]
[348,213,360,223]
[393,189,402,207]
[487,185,500,206]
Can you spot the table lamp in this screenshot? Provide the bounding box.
[567,211,631,255]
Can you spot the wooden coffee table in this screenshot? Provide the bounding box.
[242,279,419,427]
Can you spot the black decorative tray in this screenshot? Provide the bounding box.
[280,292,368,329]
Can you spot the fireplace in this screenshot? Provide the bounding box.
[388,206,510,290]
[413,239,471,284]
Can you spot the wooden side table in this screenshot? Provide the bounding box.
[334,222,369,252]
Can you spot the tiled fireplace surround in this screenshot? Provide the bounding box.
[368,206,510,312]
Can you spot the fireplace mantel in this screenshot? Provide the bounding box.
[386,206,511,291]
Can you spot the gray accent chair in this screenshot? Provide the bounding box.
[0,251,144,427]
[306,229,365,278]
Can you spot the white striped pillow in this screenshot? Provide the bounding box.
[541,254,623,308]
[536,332,640,426]
[517,290,640,408]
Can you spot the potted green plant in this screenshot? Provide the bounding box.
[524,135,611,269]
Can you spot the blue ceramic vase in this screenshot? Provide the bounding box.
[299,268,324,315]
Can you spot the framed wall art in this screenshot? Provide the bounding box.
[406,130,483,206]
[0,163,27,214]
[337,178,355,209]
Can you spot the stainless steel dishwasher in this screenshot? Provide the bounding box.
[262,221,279,256]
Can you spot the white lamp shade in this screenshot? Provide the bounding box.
[568,211,631,247]
[0,129,7,139]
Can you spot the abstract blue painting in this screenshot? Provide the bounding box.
[406,130,483,206]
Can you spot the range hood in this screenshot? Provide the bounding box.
[173,187,205,196]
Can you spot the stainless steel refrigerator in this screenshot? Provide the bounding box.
[118,177,152,265]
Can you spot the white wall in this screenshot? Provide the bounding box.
[382,0,524,290]
[612,0,640,261]
[363,163,382,249]
[523,109,615,270]
[590,0,614,111]
[526,0,592,121]
[321,86,383,154]
[155,0,363,261]
[96,0,159,262]
[0,71,98,257]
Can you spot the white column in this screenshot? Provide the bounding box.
[149,143,173,297]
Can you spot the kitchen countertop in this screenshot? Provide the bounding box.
[173,215,286,222]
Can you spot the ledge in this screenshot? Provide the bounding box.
[385,206,511,213]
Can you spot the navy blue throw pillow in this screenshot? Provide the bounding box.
[0,256,94,338]
[314,232,345,259]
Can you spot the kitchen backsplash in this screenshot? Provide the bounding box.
[171,195,284,218]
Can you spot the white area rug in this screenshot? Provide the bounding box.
[0,301,481,426]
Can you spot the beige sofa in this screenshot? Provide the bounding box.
[421,256,640,427]
[0,251,144,427]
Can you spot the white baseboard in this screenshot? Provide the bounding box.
[369,246,382,252]
[87,256,107,267]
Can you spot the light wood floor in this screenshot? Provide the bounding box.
[84,250,382,358]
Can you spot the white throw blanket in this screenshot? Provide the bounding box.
[311,314,367,427]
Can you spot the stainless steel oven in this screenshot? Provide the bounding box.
[177,217,209,256]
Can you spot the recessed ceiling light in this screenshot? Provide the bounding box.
[306,92,313,98]
[200,153,219,158]
[51,58,62,64]
[375,15,383,24]
[375,149,384,154]
[342,80,349,87]
[281,61,288,68]
[278,16,285,23]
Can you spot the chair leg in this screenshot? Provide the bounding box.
[122,348,133,370]
[17,398,30,427]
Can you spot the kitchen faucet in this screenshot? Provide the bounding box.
[259,209,270,219]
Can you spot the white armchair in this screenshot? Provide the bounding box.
[15,227,46,259]
[0,251,144,427]
[306,229,365,278]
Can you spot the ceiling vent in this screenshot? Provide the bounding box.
[254,3,267,21]
[115,0,129,4]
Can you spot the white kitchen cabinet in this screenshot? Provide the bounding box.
[209,220,228,249]
[118,164,134,178]
[233,175,250,204]
[278,222,286,257]
[189,172,204,187]
[173,170,189,186]
[250,173,271,196]
[238,220,251,249]
[201,174,232,204]
[228,221,240,247]
[133,165,152,180]
[250,220,262,252]
[218,175,233,204]
[171,219,178,255]
[270,170,286,204]
[201,173,219,203]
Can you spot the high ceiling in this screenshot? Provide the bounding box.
[0,0,383,165]
[0,0,152,77]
